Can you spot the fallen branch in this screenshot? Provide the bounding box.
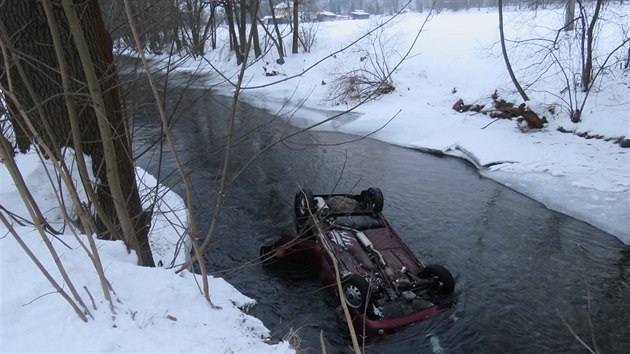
[453,93,548,130]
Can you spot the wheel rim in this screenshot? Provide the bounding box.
[369,192,377,209]
[431,275,443,291]
[344,284,363,308]
[366,188,383,212]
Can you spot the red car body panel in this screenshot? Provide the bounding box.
[261,190,454,338]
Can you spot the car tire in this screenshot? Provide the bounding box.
[418,264,455,295]
[341,274,372,314]
[294,188,315,236]
[366,187,384,213]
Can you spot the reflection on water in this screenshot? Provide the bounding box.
[129,79,630,353]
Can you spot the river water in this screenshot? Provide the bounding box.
[128,76,630,353]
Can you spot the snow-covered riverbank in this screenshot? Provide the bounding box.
[0,153,293,353]
[172,8,629,244]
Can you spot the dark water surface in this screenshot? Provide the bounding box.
[128,78,630,353]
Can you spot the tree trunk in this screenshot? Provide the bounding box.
[200,2,214,55]
[268,0,285,63]
[210,5,217,50]
[292,0,299,54]
[187,0,202,54]
[498,0,529,102]
[564,0,575,31]
[238,0,247,59]
[0,0,154,266]
[581,0,603,92]
[224,0,242,64]
[250,0,262,58]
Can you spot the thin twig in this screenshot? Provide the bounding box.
[557,308,597,354]
[83,285,98,311]
[481,118,502,130]
[123,0,212,305]
[319,330,327,354]
[303,190,361,354]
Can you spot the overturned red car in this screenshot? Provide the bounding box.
[260,187,455,338]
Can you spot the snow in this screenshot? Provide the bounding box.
[0,151,293,353]
[168,6,629,244]
[1,6,629,353]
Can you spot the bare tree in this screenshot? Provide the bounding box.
[268,0,286,63]
[565,0,576,31]
[327,1,430,106]
[238,0,248,59]
[0,0,154,266]
[327,26,397,104]
[224,0,244,63]
[579,0,604,92]
[183,0,217,56]
[292,0,299,54]
[298,14,318,53]
[505,0,628,123]
[102,0,180,54]
[498,0,530,102]
[250,0,263,57]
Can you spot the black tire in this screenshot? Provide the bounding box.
[366,187,384,213]
[341,274,372,314]
[418,264,455,295]
[294,188,316,235]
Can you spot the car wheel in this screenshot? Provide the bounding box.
[341,274,372,314]
[418,264,455,295]
[366,187,384,212]
[294,188,315,235]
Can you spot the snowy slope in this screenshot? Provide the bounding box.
[170,8,629,244]
[0,151,293,353]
